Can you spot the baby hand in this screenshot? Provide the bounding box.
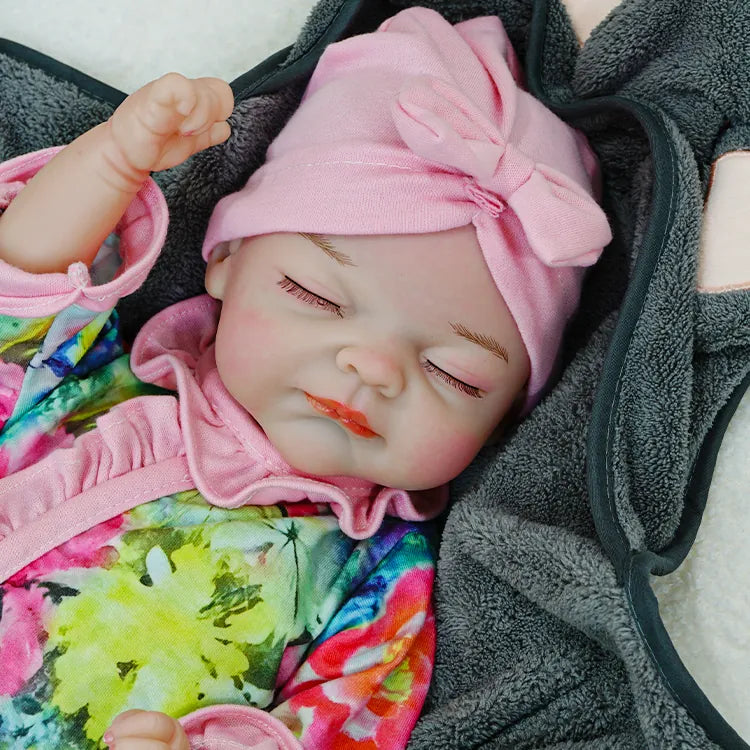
[107,73,234,177]
[104,709,190,750]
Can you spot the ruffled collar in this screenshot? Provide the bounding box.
[129,294,447,538]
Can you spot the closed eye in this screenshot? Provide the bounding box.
[278,276,343,318]
[422,359,483,398]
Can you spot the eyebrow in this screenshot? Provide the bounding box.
[451,322,509,363]
[299,233,356,267]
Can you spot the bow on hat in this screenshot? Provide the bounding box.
[392,77,612,268]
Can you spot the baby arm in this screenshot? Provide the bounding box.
[0,73,233,274]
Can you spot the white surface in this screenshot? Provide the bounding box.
[1,0,749,740]
[652,387,750,739]
[0,0,317,92]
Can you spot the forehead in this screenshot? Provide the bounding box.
[327,227,507,317]
[241,227,515,339]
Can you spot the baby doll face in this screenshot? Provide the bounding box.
[205,226,530,490]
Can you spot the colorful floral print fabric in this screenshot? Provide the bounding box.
[0,269,436,749]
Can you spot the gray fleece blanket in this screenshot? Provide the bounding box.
[1,0,749,747]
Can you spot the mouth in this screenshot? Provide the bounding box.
[304,392,379,438]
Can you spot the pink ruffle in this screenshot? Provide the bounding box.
[0,395,184,539]
[0,147,167,315]
[179,704,302,750]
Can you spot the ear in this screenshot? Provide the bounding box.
[204,241,236,300]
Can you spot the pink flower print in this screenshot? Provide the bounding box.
[7,515,124,586]
[0,358,25,431]
[0,585,49,696]
[0,423,76,478]
[0,446,8,478]
[282,500,326,518]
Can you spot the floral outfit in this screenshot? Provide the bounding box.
[0,149,441,750]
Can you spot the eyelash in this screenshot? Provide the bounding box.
[278,276,343,318]
[422,359,483,399]
[278,276,483,399]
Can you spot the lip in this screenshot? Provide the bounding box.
[304,392,379,438]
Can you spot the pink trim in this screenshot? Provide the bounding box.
[179,704,302,750]
[0,147,168,315]
[0,393,185,532]
[0,456,194,583]
[0,441,446,581]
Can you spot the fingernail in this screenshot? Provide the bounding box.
[180,129,195,137]
[103,730,114,744]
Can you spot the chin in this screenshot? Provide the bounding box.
[274,436,347,478]
[386,476,448,492]
[380,461,470,491]
[358,463,449,492]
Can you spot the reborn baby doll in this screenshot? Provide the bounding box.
[0,8,610,750]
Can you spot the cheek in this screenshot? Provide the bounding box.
[215,304,280,392]
[405,427,484,487]
[218,303,276,358]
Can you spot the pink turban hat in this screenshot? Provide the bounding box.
[203,7,612,408]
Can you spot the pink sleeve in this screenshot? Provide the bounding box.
[179,705,302,750]
[0,147,168,317]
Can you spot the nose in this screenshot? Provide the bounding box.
[335,345,405,398]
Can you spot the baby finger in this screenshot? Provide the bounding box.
[208,76,235,121]
[106,739,171,750]
[149,72,198,119]
[178,78,231,135]
[106,709,176,742]
[193,121,232,152]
